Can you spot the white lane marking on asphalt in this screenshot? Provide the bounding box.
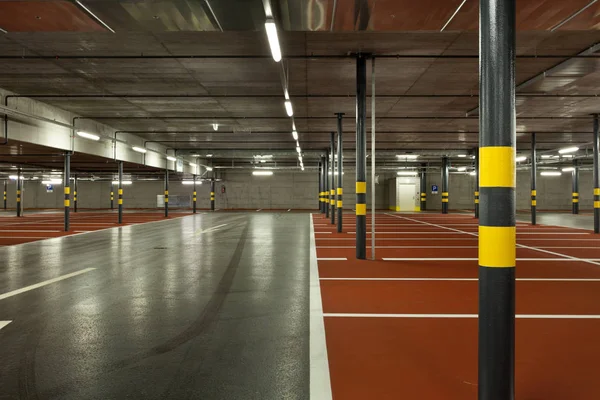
[309,216,333,400]
[0,321,11,331]
[195,223,228,235]
[0,268,96,301]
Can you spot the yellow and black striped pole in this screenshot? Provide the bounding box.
[336,112,344,232]
[164,169,169,217]
[441,156,449,214]
[531,132,537,225]
[330,132,336,225]
[118,161,123,224]
[110,184,114,210]
[356,54,367,259]
[474,150,479,218]
[478,0,516,398]
[319,157,325,213]
[420,164,427,211]
[325,151,330,219]
[594,115,600,233]
[16,169,22,217]
[572,159,579,215]
[73,176,78,213]
[210,178,215,211]
[193,176,197,214]
[3,180,7,210]
[64,152,71,231]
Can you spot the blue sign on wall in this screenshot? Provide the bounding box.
[46,184,53,193]
[431,185,438,194]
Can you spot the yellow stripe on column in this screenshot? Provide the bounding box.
[531,200,537,206]
[337,188,343,195]
[595,201,600,208]
[595,188,600,196]
[337,200,342,207]
[356,182,366,193]
[573,199,579,203]
[356,204,367,215]
[64,187,70,194]
[118,199,123,205]
[479,226,516,267]
[118,189,123,195]
[479,146,515,187]
[64,200,70,207]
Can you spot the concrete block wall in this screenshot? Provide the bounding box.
[1,170,594,211]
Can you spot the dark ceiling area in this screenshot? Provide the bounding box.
[1,0,600,172]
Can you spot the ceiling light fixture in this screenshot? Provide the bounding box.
[562,167,575,172]
[292,130,298,140]
[206,154,213,158]
[206,167,213,172]
[457,154,467,158]
[132,146,147,153]
[212,123,219,131]
[112,180,133,185]
[189,162,197,167]
[296,146,301,153]
[167,156,177,162]
[469,171,477,176]
[264,19,282,62]
[558,146,579,154]
[515,156,527,162]
[540,171,561,176]
[76,131,100,141]
[457,166,467,172]
[9,175,24,180]
[397,171,418,176]
[182,181,196,185]
[285,100,294,116]
[253,170,274,176]
[541,155,553,159]
[41,180,62,185]
[396,154,419,160]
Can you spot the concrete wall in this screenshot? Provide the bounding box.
[2,170,592,211]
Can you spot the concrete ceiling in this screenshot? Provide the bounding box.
[1,0,600,171]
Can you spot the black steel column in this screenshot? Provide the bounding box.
[118,161,123,224]
[572,159,579,215]
[64,152,71,231]
[356,54,367,260]
[336,113,344,232]
[330,132,336,225]
[193,176,197,214]
[475,149,480,218]
[478,0,516,399]
[73,176,78,213]
[325,151,330,218]
[594,115,600,233]
[441,156,449,214]
[164,169,169,217]
[420,163,427,211]
[3,180,6,210]
[110,183,114,210]
[531,132,537,225]
[210,179,215,211]
[318,161,322,210]
[16,169,21,217]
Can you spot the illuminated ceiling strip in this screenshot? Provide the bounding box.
[440,0,467,32]
[75,0,115,33]
[550,0,598,31]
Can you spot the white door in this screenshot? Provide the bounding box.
[398,184,415,211]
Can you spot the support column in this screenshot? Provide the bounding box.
[320,157,326,213]
[420,163,427,211]
[478,0,516,398]
[110,183,114,210]
[193,176,197,214]
[531,132,537,225]
[16,169,22,217]
[336,113,344,232]
[64,152,71,231]
[118,161,123,224]
[3,180,7,210]
[210,179,215,211]
[330,132,336,225]
[572,159,579,215]
[594,115,600,233]
[325,151,330,218]
[441,156,449,214]
[318,161,322,210]
[356,54,367,260]
[164,169,169,217]
[475,150,480,218]
[74,176,78,213]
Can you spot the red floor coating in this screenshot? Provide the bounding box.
[0,210,192,246]
[313,212,600,399]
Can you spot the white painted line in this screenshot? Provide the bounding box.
[0,268,96,301]
[0,321,11,331]
[320,277,600,282]
[309,215,333,400]
[0,230,60,233]
[323,313,600,319]
[195,223,228,235]
[317,257,348,261]
[346,231,468,235]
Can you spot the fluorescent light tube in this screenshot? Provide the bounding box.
[397,171,418,176]
[457,167,467,172]
[167,156,177,162]
[76,131,100,141]
[540,171,561,176]
[285,100,294,116]
[541,155,553,159]
[253,171,274,176]
[265,20,282,62]
[515,156,527,162]
[132,146,147,153]
[206,167,213,172]
[292,130,298,140]
[112,180,133,185]
[457,154,467,158]
[212,123,219,131]
[182,181,196,185]
[189,162,197,167]
[558,146,579,154]
[469,171,476,176]
[396,154,419,159]
[562,167,575,172]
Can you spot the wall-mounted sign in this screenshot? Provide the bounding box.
[46,184,53,193]
[176,159,184,172]
[431,184,438,194]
